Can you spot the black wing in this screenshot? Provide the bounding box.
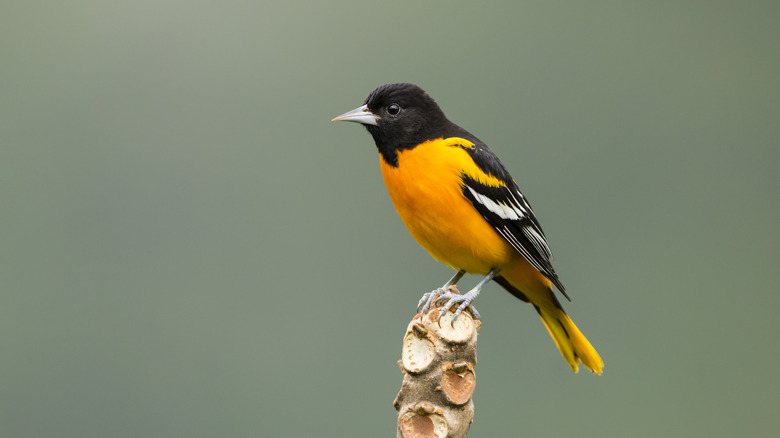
[459,143,569,299]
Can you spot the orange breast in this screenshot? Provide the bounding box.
[379,138,516,274]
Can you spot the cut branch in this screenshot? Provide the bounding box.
[394,285,480,438]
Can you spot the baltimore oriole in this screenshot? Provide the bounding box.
[333,83,603,374]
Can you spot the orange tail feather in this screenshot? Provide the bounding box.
[502,259,604,374]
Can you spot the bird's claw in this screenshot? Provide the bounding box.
[435,294,480,327]
[417,288,446,318]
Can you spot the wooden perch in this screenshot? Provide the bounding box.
[394,285,481,438]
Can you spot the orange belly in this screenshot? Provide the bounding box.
[379,138,517,274]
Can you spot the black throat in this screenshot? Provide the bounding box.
[366,118,472,167]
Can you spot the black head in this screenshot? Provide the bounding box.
[363,83,449,153]
[333,83,468,165]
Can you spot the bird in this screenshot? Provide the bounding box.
[332,83,603,374]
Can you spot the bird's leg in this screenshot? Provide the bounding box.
[417,270,466,317]
[437,268,498,326]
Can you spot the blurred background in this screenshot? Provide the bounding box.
[2,1,778,437]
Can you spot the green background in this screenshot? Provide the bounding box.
[3,1,778,436]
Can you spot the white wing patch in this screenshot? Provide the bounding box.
[465,186,526,221]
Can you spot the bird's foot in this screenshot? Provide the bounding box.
[436,290,481,327]
[417,269,467,320]
[417,287,446,319]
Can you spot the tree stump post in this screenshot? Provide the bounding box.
[394,286,480,438]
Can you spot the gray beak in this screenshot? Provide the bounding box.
[331,104,380,126]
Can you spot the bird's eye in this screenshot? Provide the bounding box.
[387,104,401,116]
